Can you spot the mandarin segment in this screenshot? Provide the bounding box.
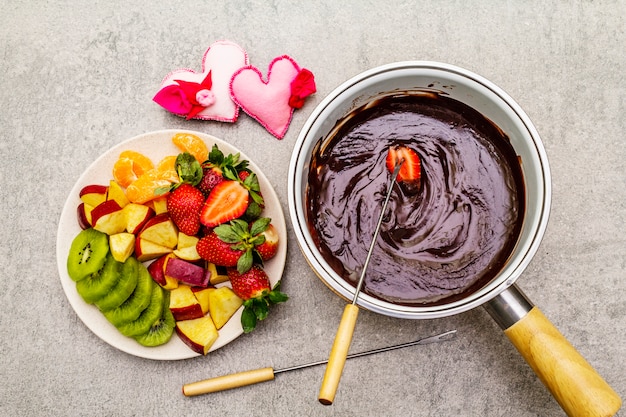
[172,133,209,163]
[112,150,155,188]
[156,155,177,173]
[125,168,179,204]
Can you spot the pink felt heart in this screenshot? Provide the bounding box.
[154,40,248,122]
[229,56,301,139]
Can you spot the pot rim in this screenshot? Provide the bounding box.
[288,61,551,319]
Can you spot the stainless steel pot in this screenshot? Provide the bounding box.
[288,61,621,416]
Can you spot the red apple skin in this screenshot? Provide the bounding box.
[79,184,108,194]
[77,203,91,230]
[79,184,108,207]
[79,184,108,198]
[170,304,204,321]
[165,258,209,288]
[91,200,123,224]
[175,326,205,355]
[124,203,155,235]
[147,255,168,286]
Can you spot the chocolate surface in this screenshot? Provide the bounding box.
[306,93,525,305]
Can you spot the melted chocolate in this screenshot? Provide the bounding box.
[306,93,525,305]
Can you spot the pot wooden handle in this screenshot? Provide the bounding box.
[505,306,622,417]
[318,304,360,405]
[182,367,275,397]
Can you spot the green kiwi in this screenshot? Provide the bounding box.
[67,228,109,282]
[95,256,138,312]
[134,293,175,347]
[75,253,121,304]
[103,261,154,327]
[117,284,164,337]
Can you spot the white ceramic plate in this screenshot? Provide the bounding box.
[56,130,287,360]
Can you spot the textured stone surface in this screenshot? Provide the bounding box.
[1,1,624,416]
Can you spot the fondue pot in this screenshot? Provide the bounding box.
[288,61,621,416]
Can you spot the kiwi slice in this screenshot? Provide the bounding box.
[117,284,164,337]
[67,228,109,282]
[95,256,138,312]
[103,261,154,327]
[75,253,121,304]
[134,293,175,347]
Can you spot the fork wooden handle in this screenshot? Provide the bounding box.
[318,304,360,405]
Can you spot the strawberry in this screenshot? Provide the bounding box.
[197,167,223,195]
[196,218,276,273]
[196,230,244,268]
[200,180,249,227]
[386,145,421,184]
[197,144,248,195]
[166,183,205,235]
[255,223,279,261]
[227,265,288,333]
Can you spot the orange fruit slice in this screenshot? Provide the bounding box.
[156,155,177,173]
[172,133,209,163]
[112,150,155,188]
[125,168,179,204]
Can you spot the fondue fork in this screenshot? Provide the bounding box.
[318,159,404,405]
[182,330,457,397]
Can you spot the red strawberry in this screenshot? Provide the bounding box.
[200,180,249,227]
[228,264,271,300]
[196,230,244,268]
[198,167,223,195]
[386,145,421,184]
[227,265,288,333]
[255,223,279,261]
[198,144,248,195]
[166,183,204,235]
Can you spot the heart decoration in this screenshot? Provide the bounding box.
[153,40,248,122]
[230,56,306,139]
[154,42,315,138]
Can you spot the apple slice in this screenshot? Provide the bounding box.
[147,255,178,289]
[208,287,243,330]
[135,237,173,262]
[177,232,199,249]
[107,180,130,208]
[165,257,208,287]
[123,203,155,234]
[169,284,204,321]
[207,262,229,285]
[109,232,135,262]
[191,287,215,315]
[91,199,126,235]
[149,196,168,215]
[79,184,108,207]
[173,245,201,262]
[175,315,218,355]
[137,213,178,249]
[77,202,95,230]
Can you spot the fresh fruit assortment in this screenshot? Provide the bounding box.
[66,133,287,355]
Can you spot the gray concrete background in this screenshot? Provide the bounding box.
[1,1,624,416]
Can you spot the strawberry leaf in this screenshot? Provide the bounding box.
[247,298,269,321]
[250,217,270,236]
[268,289,289,304]
[207,144,225,165]
[236,250,253,274]
[175,152,203,186]
[242,201,263,221]
[241,306,257,333]
[213,224,242,243]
